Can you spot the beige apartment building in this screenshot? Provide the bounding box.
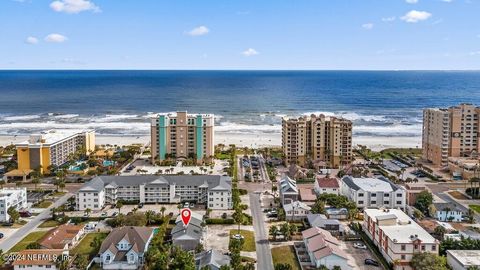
[151,111,214,164]
[422,103,480,167]
[282,114,352,168]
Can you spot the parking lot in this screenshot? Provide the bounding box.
[67,203,207,218]
[120,158,229,176]
[340,241,385,270]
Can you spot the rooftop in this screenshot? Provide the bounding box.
[284,201,311,212]
[17,129,93,146]
[153,111,214,118]
[99,226,155,259]
[364,208,437,244]
[342,175,399,192]
[39,224,85,249]
[79,175,232,192]
[447,250,480,267]
[316,176,340,189]
[195,249,231,269]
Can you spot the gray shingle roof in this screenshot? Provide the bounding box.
[79,175,231,192]
[99,226,154,259]
[195,249,231,269]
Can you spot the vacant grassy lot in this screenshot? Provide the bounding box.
[39,219,61,228]
[9,231,49,252]
[469,205,480,213]
[229,229,256,252]
[72,232,109,258]
[33,200,53,208]
[272,246,301,270]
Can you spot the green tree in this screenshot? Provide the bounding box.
[410,252,448,270]
[169,246,195,270]
[280,223,291,241]
[160,206,167,218]
[467,208,476,224]
[311,199,326,214]
[116,201,123,214]
[434,225,446,240]
[269,225,278,241]
[0,180,5,188]
[84,208,92,216]
[7,206,20,223]
[145,210,155,226]
[75,255,89,270]
[415,191,434,214]
[274,263,292,270]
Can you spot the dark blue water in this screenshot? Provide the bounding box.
[0,70,479,140]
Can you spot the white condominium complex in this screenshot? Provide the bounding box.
[76,175,232,210]
[16,129,95,174]
[422,103,480,167]
[0,188,27,222]
[151,111,214,164]
[363,209,439,270]
[340,176,406,210]
[282,114,352,168]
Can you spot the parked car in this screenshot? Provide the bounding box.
[183,202,190,208]
[19,211,32,218]
[231,234,244,240]
[138,203,144,208]
[354,242,367,249]
[365,259,380,267]
[112,212,118,216]
[101,212,108,217]
[0,232,4,239]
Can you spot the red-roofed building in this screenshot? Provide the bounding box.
[314,176,340,195]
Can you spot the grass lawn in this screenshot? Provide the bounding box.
[33,200,53,208]
[469,205,480,213]
[72,232,109,258]
[449,191,469,200]
[271,246,301,270]
[9,231,49,252]
[230,230,256,252]
[39,219,61,228]
[52,191,67,197]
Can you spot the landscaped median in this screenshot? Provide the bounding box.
[272,245,301,270]
[9,231,49,252]
[469,204,480,213]
[229,229,256,252]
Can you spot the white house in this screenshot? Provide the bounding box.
[433,202,464,222]
[0,187,27,222]
[99,226,155,270]
[12,249,69,270]
[284,201,311,221]
[363,208,439,270]
[341,176,406,210]
[279,175,298,205]
[314,176,340,195]
[301,227,352,270]
[77,175,232,211]
[446,250,480,270]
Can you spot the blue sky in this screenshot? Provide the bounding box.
[1,0,479,70]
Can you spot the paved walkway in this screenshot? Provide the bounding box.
[0,193,73,252]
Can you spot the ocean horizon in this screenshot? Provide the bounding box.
[1,70,480,148]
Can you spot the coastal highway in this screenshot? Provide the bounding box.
[0,193,73,252]
[250,192,274,270]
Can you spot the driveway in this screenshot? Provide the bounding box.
[250,193,274,270]
[340,241,385,270]
[0,193,73,252]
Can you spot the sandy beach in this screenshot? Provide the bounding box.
[0,133,420,152]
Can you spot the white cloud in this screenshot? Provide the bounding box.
[50,0,100,14]
[406,0,418,3]
[401,10,432,23]
[25,36,38,44]
[44,33,68,43]
[187,26,210,36]
[382,16,396,22]
[242,48,259,57]
[362,23,374,30]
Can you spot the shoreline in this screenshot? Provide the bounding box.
[0,133,420,152]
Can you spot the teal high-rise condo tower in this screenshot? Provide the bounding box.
[151,111,214,164]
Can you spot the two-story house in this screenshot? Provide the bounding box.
[99,226,155,270]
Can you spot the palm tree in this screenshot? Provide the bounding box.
[467,208,476,224]
[269,225,278,241]
[160,206,166,218]
[116,201,123,214]
[145,210,155,225]
[85,208,92,216]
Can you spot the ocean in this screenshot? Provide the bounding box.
[1,70,480,148]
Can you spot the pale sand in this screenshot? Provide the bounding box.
[0,134,421,151]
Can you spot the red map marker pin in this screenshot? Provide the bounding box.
[181,208,192,227]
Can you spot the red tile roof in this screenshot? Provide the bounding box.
[316,177,339,188]
[39,224,84,249]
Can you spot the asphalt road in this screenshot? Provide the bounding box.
[0,193,73,252]
[250,193,274,270]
